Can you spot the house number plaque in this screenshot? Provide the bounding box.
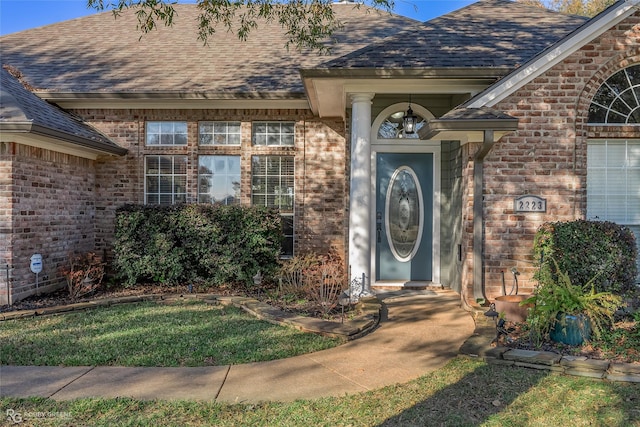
[514,195,546,213]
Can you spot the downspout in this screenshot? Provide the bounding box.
[472,129,495,303]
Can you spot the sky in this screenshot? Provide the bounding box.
[0,0,476,36]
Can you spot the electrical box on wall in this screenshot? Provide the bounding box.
[30,254,43,274]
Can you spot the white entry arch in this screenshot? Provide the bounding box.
[370,102,441,287]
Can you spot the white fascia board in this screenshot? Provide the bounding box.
[467,0,640,109]
[3,133,106,160]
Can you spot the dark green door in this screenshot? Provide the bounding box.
[376,153,433,281]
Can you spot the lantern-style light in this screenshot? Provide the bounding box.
[403,100,418,135]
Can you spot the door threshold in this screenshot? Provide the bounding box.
[372,281,444,291]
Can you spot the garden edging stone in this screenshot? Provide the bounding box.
[2,292,637,384]
[459,308,640,383]
[0,293,382,341]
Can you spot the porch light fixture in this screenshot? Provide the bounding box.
[403,98,418,135]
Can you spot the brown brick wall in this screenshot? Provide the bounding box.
[77,108,348,264]
[473,13,640,303]
[0,142,96,304]
[0,142,14,303]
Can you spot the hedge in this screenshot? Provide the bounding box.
[113,204,283,288]
[532,220,638,296]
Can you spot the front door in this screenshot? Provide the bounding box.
[376,153,433,282]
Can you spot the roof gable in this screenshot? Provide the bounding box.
[313,0,588,72]
[466,0,640,108]
[0,67,126,157]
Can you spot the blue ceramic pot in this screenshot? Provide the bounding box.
[550,313,591,345]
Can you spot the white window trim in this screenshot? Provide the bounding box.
[145,121,188,147]
[198,121,241,146]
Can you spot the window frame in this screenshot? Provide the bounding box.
[197,155,241,205]
[252,121,295,146]
[587,139,640,282]
[198,121,241,146]
[144,155,188,205]
[251,155,295,257]
[145,121,188,146]
[588,64,640,125]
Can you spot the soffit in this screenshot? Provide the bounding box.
[304,75,500,118]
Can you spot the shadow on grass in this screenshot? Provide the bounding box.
[376,359,640,426]
[0,301,341,367]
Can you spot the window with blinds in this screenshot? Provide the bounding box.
[144,155,188,205]
[587,139,640,281]
[251,155,295,256]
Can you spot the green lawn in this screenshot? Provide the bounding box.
[1,357,638,426]
[0,300,343,367]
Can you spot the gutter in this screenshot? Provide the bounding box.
[0,122,128,156]
[34,91,308,102]
[473,130,495,302]
[420,118,519,140]
[299,67,511,80]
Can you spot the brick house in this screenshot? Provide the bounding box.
[1,0,638,305]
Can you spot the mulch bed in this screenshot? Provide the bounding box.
[0,283,351,321]
[498,320,639,365]
[0,284,229,313]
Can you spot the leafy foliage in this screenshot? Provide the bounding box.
[113,204,282,288]
[532,220,638,296]
[522,259,622,345]
[87,0,395,52]
[516,0,617,17]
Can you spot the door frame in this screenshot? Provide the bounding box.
[371,103,441,287]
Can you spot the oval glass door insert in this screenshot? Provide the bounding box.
[385,166,424,262]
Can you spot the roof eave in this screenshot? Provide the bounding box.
[0,122,128,157]
[419,117,519,140]
[300,67,512,79]
[35,91,311,110]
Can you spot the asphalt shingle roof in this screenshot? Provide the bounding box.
[0,67,127,155]
[316,0,589,71]
[0,3,417,95]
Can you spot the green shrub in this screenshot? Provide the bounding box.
[113,204,282,288]
[533,220,638,296]
[522,259,622,345]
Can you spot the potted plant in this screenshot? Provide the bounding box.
[521,259,622,346]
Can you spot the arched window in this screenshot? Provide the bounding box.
[377,110,428,139]
[588,64,640,124]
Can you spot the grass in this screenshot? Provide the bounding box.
[0,300,343,367]
[1,357,638,426]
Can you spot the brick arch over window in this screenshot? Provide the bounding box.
[576,50,640,138]
[588,64,640,124]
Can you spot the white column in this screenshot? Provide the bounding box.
[348,93,374,296]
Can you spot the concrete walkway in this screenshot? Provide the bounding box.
[0,289,475,403]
